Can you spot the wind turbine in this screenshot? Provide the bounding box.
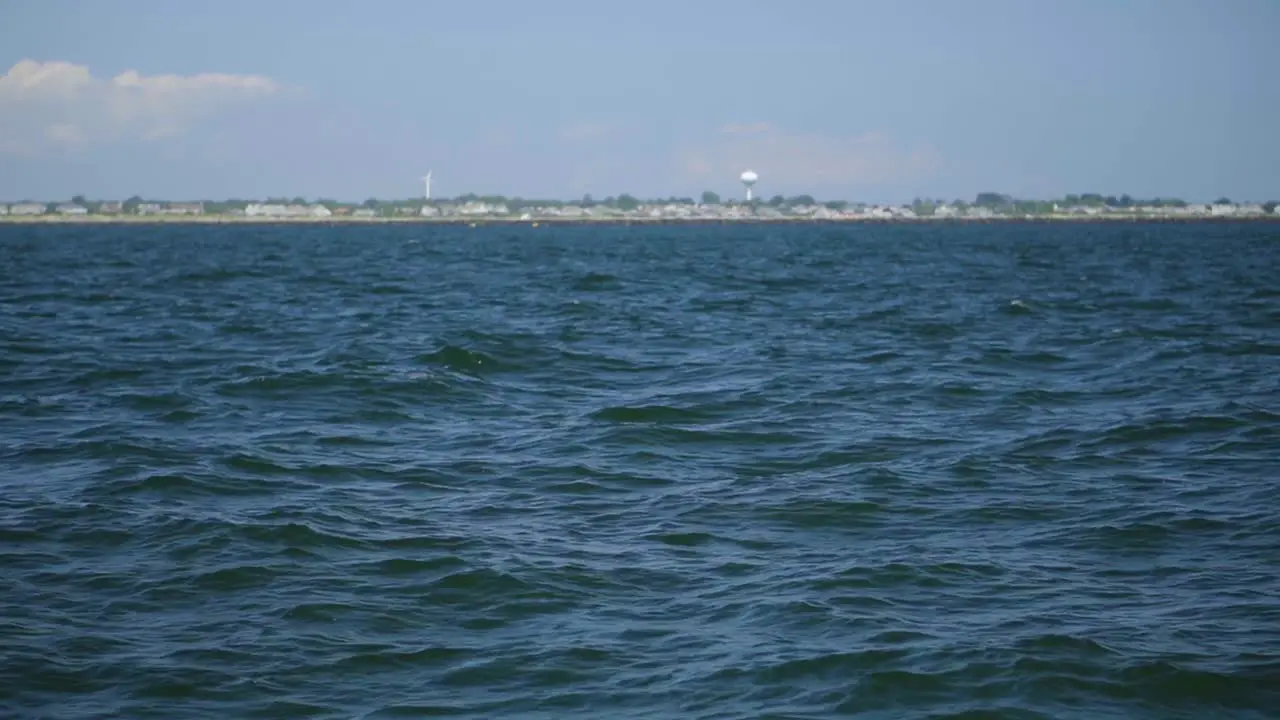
[421,171,432,201]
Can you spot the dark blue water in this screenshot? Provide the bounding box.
[1,222,1277,719]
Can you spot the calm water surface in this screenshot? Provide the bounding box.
[1,222,1277,719]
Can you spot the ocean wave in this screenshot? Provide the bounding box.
[1,221,1277,718]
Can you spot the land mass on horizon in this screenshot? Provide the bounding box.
[1,192,1277,223]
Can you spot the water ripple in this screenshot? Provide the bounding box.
[1,222,1277,719]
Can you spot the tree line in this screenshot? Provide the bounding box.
[39,192,1280,215]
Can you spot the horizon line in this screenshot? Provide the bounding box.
[4,193,1278,207]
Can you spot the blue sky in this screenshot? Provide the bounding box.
[1,0,1277,203]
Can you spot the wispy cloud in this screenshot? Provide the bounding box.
[0,59,281,154]
[718,121,773,136]
[678,123,941,192]
[559,121,609,143]
[487,129,515,147]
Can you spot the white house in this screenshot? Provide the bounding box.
[457,201,509,216]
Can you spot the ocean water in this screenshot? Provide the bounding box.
[1,221,1277,719]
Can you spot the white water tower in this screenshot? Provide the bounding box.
[740,169,758,202]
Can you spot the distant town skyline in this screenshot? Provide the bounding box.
[4,191,1275,219]
[2,0,1277,204]
[2,190,1272,208]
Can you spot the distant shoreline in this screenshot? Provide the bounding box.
[2,215,1277,226]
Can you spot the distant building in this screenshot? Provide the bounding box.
[352,208,376,218]
[244,203,284,217]
[0,205,8,215]
[98,201,124,214]
[9,203,45,215]
[420,205,440,217]
[56,203,88,215]
[243,203,331,218]
[163,202,204,215]
[136,203,163,215]
[457,201,508,216]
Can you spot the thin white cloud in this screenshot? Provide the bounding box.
[718,121,773,136]
[0,59,281,154]
[487,129,515,147]
[559,121,609,143]
[44,122,87,149]
[678,123,941,192]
